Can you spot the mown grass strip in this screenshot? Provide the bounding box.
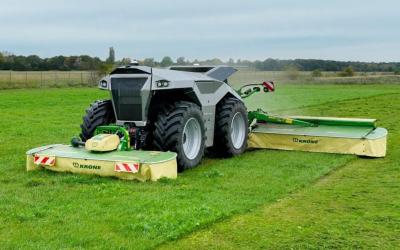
[160,154,399,249]
[159,93,400,249]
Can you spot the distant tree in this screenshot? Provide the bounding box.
[284,65,300,80]
[98,63,114,76]
[26,55,43,70]
[73,57,81,69]
[106,47,115,64]
[64,56,77,70]
[12,56,29,70]
[160,56,173,67]
[254,60,263,70]
[176,56,186,65]
[338,66,355,77]
[1,51,13,57]
[0,55,8,70]
[45,56,67,70]
[142,58,156,67]
[78,55,90,70]
[120,57,131,65]
[312,69,322,77]
[207,58,223,65]
[1,52,400,73]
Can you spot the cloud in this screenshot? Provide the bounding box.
[0,0,399,61]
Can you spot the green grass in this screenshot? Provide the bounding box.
[244,84,400,112]
[161,92,400,249]
[0,85,399,249]
[162,157,400,249]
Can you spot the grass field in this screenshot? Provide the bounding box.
[0,84,399,249]
[162,93,400,249]
[0,71,98,89]
[228,70,400,87]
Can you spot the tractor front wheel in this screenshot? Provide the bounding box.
[213,97,249,156]
[80,100,115,141]
[153,101,205,171]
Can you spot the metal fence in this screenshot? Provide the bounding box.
[0,71,100,89]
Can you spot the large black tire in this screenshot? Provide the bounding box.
[153,101,205,172]
[213,97,249,157]
[80,100,115,141]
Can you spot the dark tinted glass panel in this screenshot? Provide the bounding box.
[170,66,213,73]
[111,78,147,121]
[111,68,150,74]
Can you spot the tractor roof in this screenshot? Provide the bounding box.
[110,65,237,82]
[169,65,237,82]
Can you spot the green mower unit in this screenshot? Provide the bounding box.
[71,125,132,151]
[26,65,387,181]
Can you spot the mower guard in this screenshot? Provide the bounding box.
[26,144,177,181]
[249,116,387,157]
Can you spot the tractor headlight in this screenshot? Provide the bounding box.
[99,80,108,89]
[156,80,170,88]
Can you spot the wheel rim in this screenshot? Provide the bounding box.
[182,117,202,160]
[231,112,246,149]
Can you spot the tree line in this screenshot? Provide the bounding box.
[1,50,399,72]
[0,53,103,71]
[250,58,400,72]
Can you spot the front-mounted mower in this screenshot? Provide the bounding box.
[26,65,387,181]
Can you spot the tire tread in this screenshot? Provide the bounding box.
[80,100,115,141]
[213,97,248,156]
[153,101,205,171]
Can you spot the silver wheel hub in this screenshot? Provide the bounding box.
[231,112,246,149]
[182,117,202,160]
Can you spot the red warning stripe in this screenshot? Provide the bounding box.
[123,163,132,172]
[41,157,49,164]
[34,155,55,166]
[115,162,139,173]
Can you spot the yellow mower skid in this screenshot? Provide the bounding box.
[26,144,177,181]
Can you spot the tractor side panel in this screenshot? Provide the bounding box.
[194,81,242,147]
[196,81,223,94]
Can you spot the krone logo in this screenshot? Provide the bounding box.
[293,138,319,144]
[72,161,101,170]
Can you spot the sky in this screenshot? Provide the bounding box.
[1,0,399,62]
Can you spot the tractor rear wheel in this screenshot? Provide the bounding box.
[80,100,115,141]
[153,101,205,171]
[213,97,249,156]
